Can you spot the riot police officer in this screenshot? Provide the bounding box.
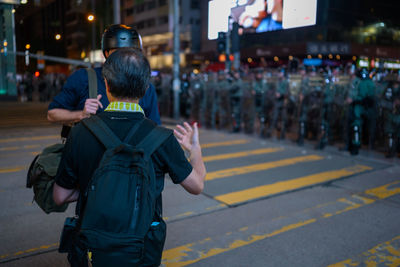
[348,68,377,155]
[266,69,289,139]
[189,73,204,124]
[180,73,191,118]
[229,70,244,132]
[202,72,218,129]
[252,68,269,136]
[381,78,400,157]
[217,71,232,130]
[297,67,324,145]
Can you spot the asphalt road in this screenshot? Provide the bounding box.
[0,102,400,267]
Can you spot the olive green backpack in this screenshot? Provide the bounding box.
[26,68,98,213]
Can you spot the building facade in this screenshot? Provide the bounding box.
[121,0,201,69]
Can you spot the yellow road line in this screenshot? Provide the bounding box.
[215,165,372,205]
[328,235,400,267]
[0,243,59,260]
[0,135,59,144]
[203,147,283,162]
[0,151,40,158]
[2,181,397,263]
[162,181,398,266]
[201,139,249,148]
[364,180,400,199]
[0,144,40,152]
[206,155,324,181]
[162,219,316,267]
[163,204,227,222]
[0,166,26,174]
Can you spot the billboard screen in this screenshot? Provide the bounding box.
[208,0,317,40]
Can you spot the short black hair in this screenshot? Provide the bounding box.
[102,48,150,99]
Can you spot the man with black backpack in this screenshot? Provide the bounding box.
[53,48,206,267]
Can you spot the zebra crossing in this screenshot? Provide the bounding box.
[0,129,395,266]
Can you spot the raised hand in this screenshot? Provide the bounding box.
[174,122,200,152]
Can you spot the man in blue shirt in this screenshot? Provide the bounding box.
[47,24,161,126]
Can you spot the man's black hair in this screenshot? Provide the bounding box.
[102,48,150,99]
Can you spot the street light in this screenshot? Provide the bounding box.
[87,14,96,63]
[87,14,95,22]
[55,34,61,40]
[25,44,30,66]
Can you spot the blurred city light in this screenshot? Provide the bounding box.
[87,14,95,22]
[55,34,61,40]
[25,44,30,49]
[20,0,27,4]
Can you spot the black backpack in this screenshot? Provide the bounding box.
[80,116,171,266]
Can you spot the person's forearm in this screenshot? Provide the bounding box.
[189,145,206,184]
[64,189,79,203]
[53,183,79,205]
[47,108,86,124]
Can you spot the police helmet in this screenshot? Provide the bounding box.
[101,24,143,57]
[359,68,369,79]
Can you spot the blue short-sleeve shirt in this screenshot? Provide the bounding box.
[48,67,161,124]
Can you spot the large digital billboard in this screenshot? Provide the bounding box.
[208,0,317,40]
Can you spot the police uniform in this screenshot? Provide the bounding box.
[297,71,324,145]
[229,75,244,132]
[381,79,400,157]
[349,70,377,154]
[189,75,204,124]
[217,75,232,131]
[266,74,289,139]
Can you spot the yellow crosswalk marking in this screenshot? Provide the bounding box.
[203,147,283,162]
[201,139,249,148]
[206,155,324,181]
[364,180,400,199]
[0,166,26,174]
[0,135,59,143]
[215,165,372,205]
[328,235,400,266]
[0,144,40,152]
[162,180,395,266]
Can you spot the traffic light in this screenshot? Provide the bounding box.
[217,32,226,54]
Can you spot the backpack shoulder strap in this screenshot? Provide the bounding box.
[86,68,98,99]
[123,119,145,143]
[82,116,121,149]
[136,125,172,159]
